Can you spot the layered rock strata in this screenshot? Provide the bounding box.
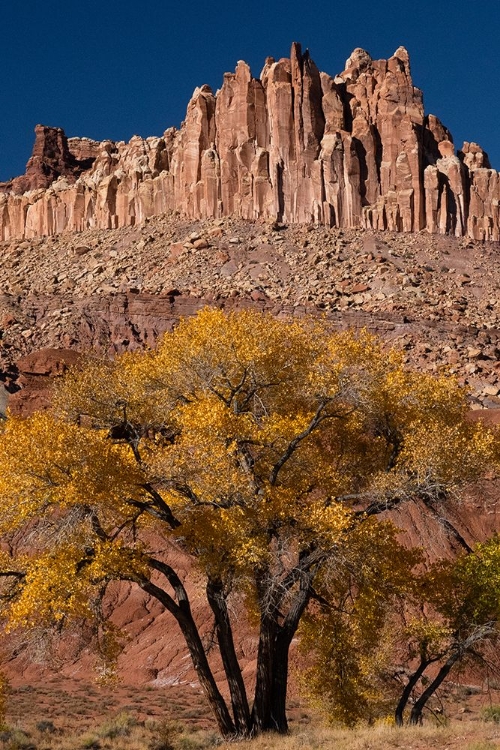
[0,44,498,241]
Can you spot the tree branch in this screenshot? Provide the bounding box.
[142,483,181,529]
[147,557,190,606]
[269,400,343,486]
[419,495,472,552]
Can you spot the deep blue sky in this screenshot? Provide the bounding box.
[1,0,499,181]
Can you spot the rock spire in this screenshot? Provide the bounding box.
[0,43,498,241]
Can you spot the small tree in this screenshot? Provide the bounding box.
[0,309,496,738]
[397,536,500,725]
[303,535,500,727]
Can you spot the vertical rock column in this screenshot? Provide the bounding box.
[171,85,217,218]
[215,61,270,219]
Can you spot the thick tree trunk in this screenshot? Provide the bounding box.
[252,614,276,732]
[251,565,315,734]
[409,651,460,725]
[206,579,251,736]
[269,630,290,732]
[270,579,313,732]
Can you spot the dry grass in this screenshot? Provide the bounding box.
[0,715,219,750]
[1,717,500,750]
[217,723,500,750]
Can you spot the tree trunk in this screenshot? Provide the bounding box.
[139,579,236,738]
[269,629,290,732]
[409,651,461,725]
[394,658,432,726]
[178,609,237,737]
[269,577,313,732]
[206,579,251,736]
[252,613,276,732]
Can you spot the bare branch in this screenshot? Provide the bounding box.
[0,570,25,579]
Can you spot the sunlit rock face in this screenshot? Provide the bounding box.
[0,43,498,241]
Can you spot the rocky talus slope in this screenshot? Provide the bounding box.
[0,43,499,241]
[1,214,500,415]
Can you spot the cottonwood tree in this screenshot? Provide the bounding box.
[0,309,497,738]
[395,536,500,725]
[301,535,500,727]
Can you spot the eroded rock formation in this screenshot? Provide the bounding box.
[0,44,498,241]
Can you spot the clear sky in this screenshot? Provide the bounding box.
[1,0,499,181]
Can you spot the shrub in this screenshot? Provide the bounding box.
[98,711,138,739]
[481,705,500,724]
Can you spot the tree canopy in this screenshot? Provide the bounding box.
[0,308,497,738]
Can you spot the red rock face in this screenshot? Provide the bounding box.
[8,348,83,416]
[0,44,499,241]
[0,125,98,196]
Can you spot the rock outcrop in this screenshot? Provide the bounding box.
[0,125,98,196]
[0,44,499,241]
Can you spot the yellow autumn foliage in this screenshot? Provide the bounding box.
[0,412,148,533]
[299,520,420,726]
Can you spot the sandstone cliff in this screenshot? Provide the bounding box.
[0,43,498,242]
